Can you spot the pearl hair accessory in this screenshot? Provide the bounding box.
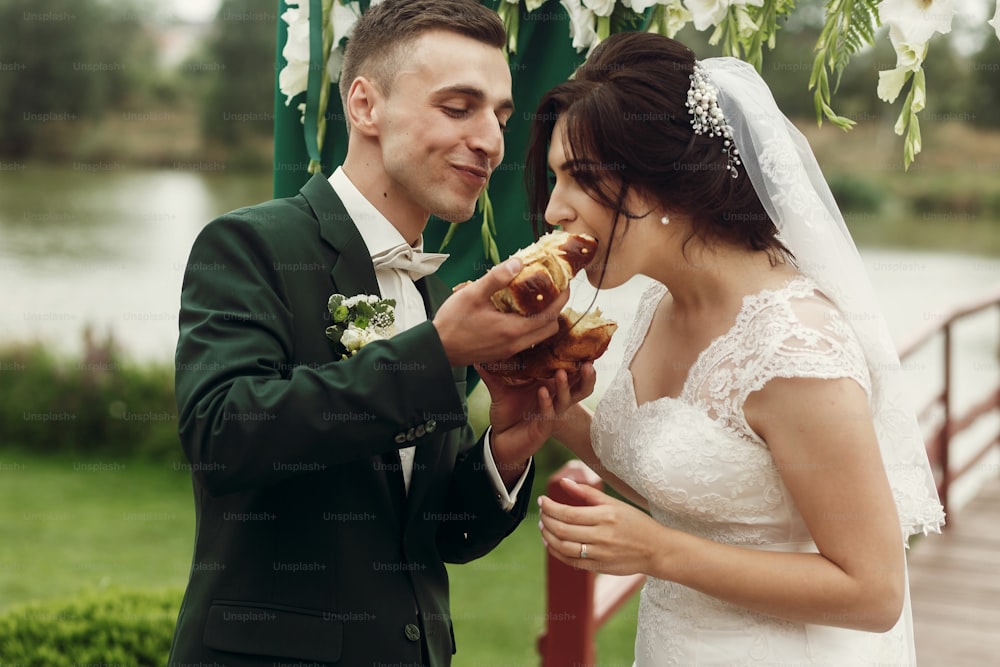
[685,62,742,178]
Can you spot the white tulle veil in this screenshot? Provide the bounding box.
[700,57,945,540]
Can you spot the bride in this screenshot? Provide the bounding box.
[530,32,944,665]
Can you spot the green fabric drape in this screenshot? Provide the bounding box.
[272,0,582,288]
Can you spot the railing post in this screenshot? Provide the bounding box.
[538,460,603,667]
[940,325,952,519]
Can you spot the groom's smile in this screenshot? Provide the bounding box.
[373,29,514,225]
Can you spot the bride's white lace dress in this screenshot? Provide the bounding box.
[592,278,918,666]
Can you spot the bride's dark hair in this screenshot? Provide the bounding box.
[526,31,790,262]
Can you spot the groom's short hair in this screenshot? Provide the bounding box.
[339,0,506,115]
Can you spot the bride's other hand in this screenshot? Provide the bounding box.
[538,477,661,576]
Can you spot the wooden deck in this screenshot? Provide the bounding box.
[908,475,1000,666]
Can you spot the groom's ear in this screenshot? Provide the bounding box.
[346,76,381,138]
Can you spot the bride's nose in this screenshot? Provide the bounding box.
[544,190,574,230]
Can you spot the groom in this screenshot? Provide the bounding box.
[167,1,590,665]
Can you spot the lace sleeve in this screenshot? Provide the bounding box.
[696,285,874,442]
[745,290,871,400]
[725,285,944,539]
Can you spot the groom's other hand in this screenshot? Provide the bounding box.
[478,363,596,486]
[434,257,569,367]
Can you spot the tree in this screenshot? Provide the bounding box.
[197,0,277,147]
[0,0,154,157]
[969,31,1000,128]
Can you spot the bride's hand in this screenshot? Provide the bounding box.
[538,477,664,576]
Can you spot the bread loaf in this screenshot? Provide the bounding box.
[482,307,617,381]
[490,231,598,316]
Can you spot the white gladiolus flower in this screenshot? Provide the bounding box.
[583,0,617,16]
[627,0,692,36]
[279,2,311,105]
[733,5,758,38]
[911,73,926,113]
[560,0,599,52]
[684,0,729,30]
[683,0,760,32]
[877,0,951,108]
[280,1,360,99]
[330,1,361,83]
[623,0,664,12]
[877,26,930,105]
[879,0,956,48]
[877,66,911,103]
[331,1,360,46]
[890,38,926,72]
[661,1,693,36]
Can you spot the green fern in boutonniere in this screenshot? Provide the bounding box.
[325,293,396,359]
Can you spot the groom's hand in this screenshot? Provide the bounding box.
[433,258,568,367]
[477,363,596,488]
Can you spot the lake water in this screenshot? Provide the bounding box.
[2,165,997,510]
[1,164,272,360]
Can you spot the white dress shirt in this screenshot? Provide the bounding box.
[327,168,529,509]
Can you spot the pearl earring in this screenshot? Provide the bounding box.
[660,215,670,225]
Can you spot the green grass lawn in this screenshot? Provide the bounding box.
[0,449,639,665]
[0,451,195,605]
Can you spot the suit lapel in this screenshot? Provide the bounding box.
[300,174,381,300]
[302,173,468,522]
[300,175,408,522]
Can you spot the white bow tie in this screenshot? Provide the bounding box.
[371,244,449,280]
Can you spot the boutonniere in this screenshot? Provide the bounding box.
[325,293,396,359]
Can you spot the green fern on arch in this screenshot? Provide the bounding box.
[809,0,882,129]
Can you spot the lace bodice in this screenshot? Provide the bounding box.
[593,276,869,544]
[592,277,916,665]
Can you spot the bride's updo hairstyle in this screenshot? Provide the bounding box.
[526,32,790,262]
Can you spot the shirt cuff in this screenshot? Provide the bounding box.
[483,426,531,512]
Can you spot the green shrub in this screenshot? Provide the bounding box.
[0,331,182,463]
[902,175,1000,221]
[987,191,1000,219]
[828,174,885,213]
[0,587,181,666]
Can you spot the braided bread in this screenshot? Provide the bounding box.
[490,231,598,316]
[481,307,617,381]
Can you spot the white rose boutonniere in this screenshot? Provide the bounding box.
[325,293,396,359]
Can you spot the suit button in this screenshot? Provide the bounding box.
[394,433,407,444]
[404,623,421,641]
[405,427,416,442]
[415,424,426,437]
[425,419,437,433]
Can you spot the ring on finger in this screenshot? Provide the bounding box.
[580,543,588,559]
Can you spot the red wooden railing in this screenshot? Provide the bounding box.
[535,460,646,667]
[894,284,1000,521]
[537,285,1000,665]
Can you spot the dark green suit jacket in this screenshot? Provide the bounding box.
[168,174,534,666]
